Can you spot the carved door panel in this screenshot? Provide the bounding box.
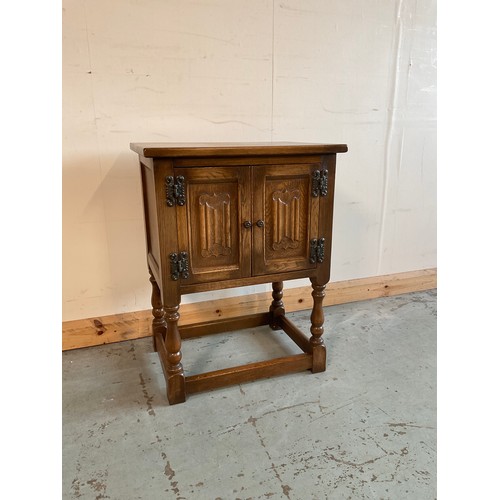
[252,164,320,275]
[175,167,252,284]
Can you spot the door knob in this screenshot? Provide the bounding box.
[255,220,264,228]
[243,220,252,229]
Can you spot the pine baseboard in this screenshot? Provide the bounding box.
[62,268,437,351]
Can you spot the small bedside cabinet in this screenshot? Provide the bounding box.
[130,142,348,404]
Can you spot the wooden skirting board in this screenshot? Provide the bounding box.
[62,268,436,351]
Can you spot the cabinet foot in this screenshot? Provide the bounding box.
[166,373,186,405]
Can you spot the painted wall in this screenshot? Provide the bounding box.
[62,0,436,321]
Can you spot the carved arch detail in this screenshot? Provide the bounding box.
[272,189,301,250]
[198,192,232,257]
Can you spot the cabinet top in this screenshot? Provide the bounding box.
[130,142,348,158]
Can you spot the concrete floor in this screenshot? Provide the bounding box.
[62,290,436,500]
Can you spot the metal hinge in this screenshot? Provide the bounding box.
[169,252,190,280]
[309,237,326,264]
[165,175,186,206]
[312,169,328,197]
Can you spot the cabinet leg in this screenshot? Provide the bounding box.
[149,270,166,353]
[310,278,327,373]
[164,304,186,405]
[269,281,285,330]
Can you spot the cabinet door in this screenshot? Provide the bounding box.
[175,166,252,284]
[252,164,320,275]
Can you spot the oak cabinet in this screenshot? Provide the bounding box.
[131,142,348,404]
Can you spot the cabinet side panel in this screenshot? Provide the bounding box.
[141,162,161,270]
[317,154,337,284]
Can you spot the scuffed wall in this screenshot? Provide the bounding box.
[62,0,436,321]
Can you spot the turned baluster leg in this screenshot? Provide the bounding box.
[149,270,166,352]
[269,281,285,330]
[310,278,327,373]
[164,304,186,405]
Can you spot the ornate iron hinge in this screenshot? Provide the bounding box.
[165,175,186,206]
[169,251,189,280]
[312,169,328,197]
[309,237,326,264]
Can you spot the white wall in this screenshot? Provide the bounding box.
[62,0,436,321]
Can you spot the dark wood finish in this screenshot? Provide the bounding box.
[316,154,337,284]
[269,281,284,330]
[278,315,312,354]
[175,166,252,284]
[151,158,181,307]
[164,304,185,404]
[131,142,348,158]
[310,277,327,373]
[179,269,316,294]
[185,354,313,394]
[173,154,324,168]
[149,269,166,352]
[131,142,347,404]
[253,164,319,275]
[141,165,161,272]
[179,313,270,339]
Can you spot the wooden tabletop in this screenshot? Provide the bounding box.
[130,142,348,158]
